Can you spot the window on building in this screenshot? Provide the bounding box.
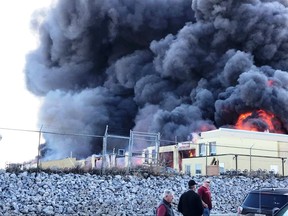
[185,165,191,175]
[144,150,149,163]
[199,143,206,156]
[118,149,125,156]
[209,142,216,155]
[195,164,202,175]
[181,149,196,158]
[219,162,225,174]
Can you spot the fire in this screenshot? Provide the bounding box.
[235,110,285,134]
[188,150,194,157]
[267,79,274,87]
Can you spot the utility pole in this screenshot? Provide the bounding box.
[250,144,254,173]
[281,158,285,176]
[205,143,208,176]
[37,125,43,172]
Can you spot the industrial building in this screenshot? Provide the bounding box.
[144,128,288,176]
[38,128,288,176]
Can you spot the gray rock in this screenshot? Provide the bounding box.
[0,171,287,215]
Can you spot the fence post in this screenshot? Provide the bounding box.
[127,130,133,173]
[156,133,160,167]
[101,125,108,175]
[234,155,238,174]
[282,158,285,176]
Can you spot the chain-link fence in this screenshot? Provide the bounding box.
[1,126,288,177]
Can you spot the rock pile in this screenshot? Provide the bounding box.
[0,170,287,215]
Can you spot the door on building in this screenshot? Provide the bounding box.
[159,152,174,168]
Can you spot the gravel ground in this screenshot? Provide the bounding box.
[0,170,287,215]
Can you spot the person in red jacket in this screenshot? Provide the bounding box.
[198,179,212,216]
[156,189,175,216]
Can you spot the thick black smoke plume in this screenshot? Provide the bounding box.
[25,0,288,160]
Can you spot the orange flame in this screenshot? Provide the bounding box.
[188,150,194,157]
[267,79,274,87]
[235,109,285,134]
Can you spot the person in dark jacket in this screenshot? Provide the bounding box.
[178,179,204,216]
[156,189,175,216]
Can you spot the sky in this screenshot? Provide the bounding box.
[0,0,53,168]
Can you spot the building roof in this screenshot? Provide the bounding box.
[200,128,288,142]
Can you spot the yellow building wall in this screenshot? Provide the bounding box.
[159,145,177,153]
[279,142,288,158]
[182,157,201,175]
[210,137,280,173]
[181,155,284,176]
[40,157,77,169]
[200,136,277,156]
[177,129,288,175]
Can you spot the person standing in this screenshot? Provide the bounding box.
[156,189,175,216]
[177,179,204,216]
[198,179,212,216]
